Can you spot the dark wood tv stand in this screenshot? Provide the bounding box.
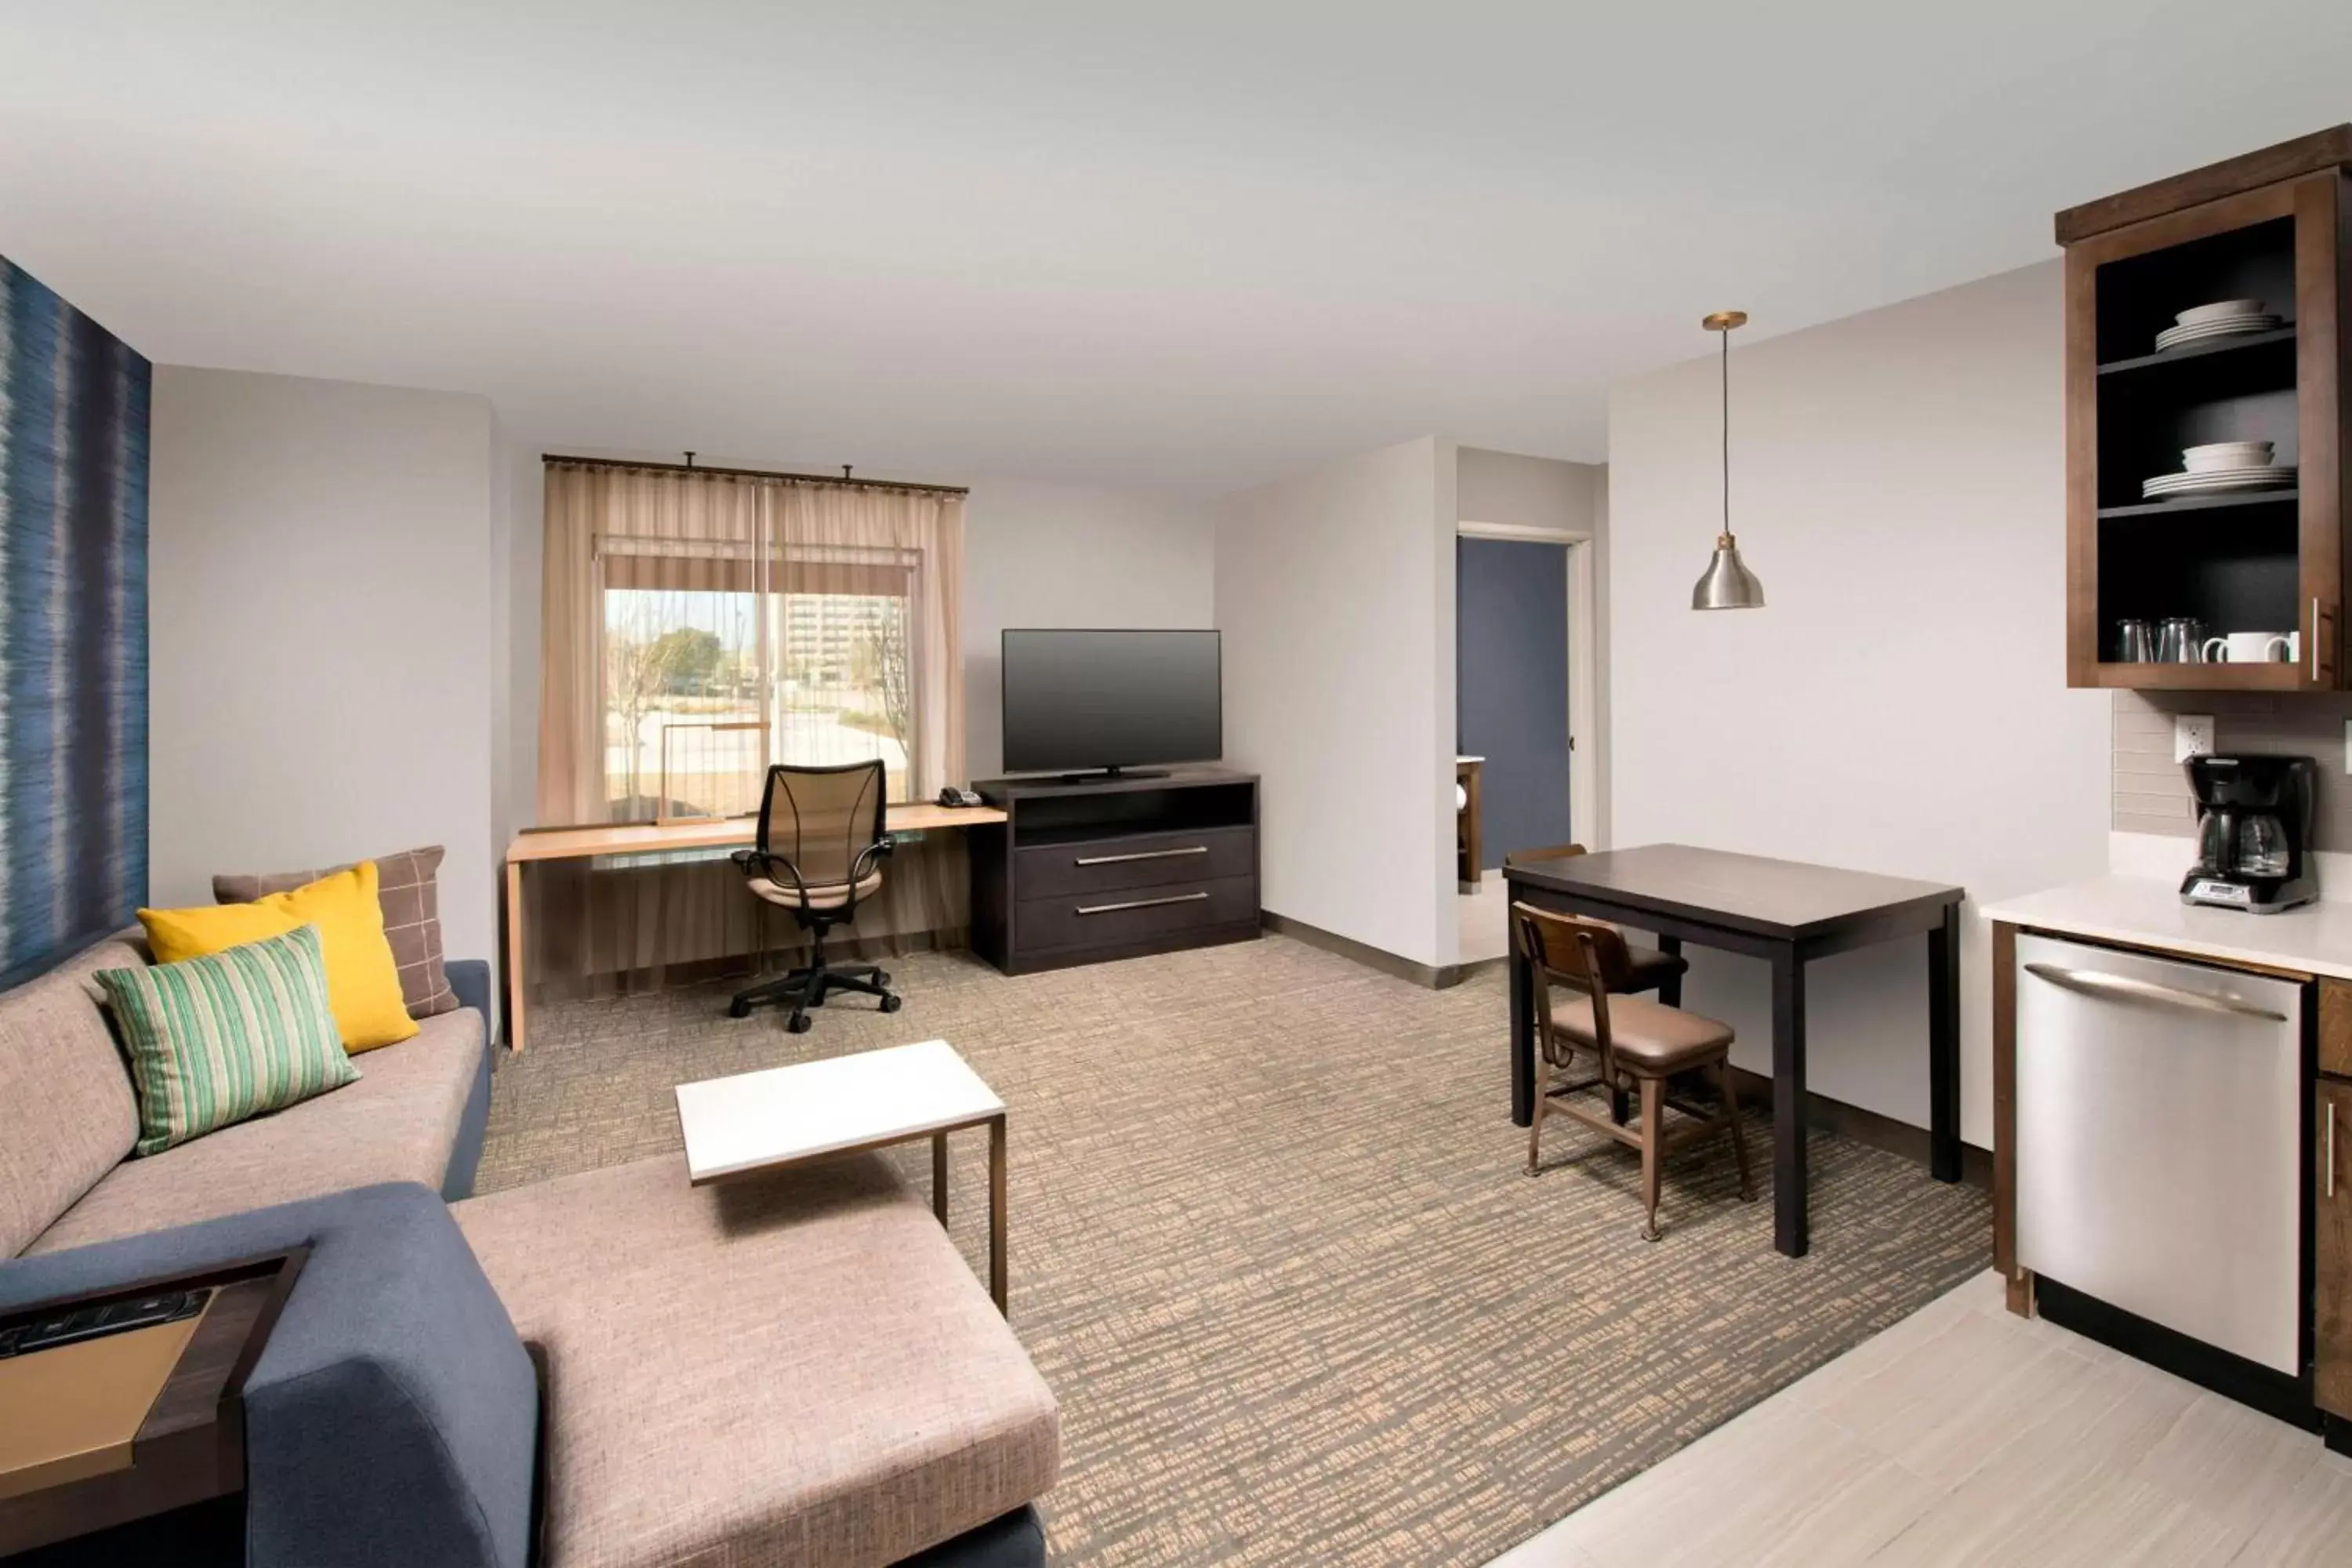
[970,767,1260,975]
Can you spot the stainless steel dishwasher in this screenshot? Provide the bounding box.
[2016,932,2306,1375]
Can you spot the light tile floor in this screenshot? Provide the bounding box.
[1491,1271,2352,1566]
[1459,877,1511,964]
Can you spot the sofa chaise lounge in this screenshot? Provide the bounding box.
[0,931,1059,1567]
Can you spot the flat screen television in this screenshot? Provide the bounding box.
[1000,629,1221,777]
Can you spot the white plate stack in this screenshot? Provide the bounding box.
[2154,298,2283,352]
[2141,440,2296,499]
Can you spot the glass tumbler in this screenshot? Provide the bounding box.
[2156,617,2206,662]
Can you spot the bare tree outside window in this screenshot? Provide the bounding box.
[855,601,916,779]
[604,615,716,810]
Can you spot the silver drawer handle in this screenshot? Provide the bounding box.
[2024,962,2287,1022]
[1076,891,1211,916]
[1073,845,1210,866]
[2330,1102,2338,1200]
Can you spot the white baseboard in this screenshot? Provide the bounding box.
[2111,829,2352,902]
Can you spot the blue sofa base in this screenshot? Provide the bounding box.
[14,1498,1043,1567]
[443,958,493,1200]
[2,1495,240,1566]
[899,1506,1047,1568]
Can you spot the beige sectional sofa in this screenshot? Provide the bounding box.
[4,933,488,1258]
[0,931,1059,1566]
[459,1155,1058,1566]
[0,930,484,1260]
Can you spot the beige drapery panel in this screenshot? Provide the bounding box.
[537,462,964,822]
[528,461,969,994]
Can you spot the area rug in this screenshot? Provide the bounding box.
[479,933,1991,1566]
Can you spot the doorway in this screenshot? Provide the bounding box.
[1454,521,1593,964]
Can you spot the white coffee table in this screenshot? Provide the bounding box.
[673,1040,1009,1311]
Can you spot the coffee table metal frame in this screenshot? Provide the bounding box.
[673,1040,1007,1312]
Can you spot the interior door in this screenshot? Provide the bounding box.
[1456,537,1570,866]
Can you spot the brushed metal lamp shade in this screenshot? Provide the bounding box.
[1692,534,1765,610]
[1691,310,1764,611]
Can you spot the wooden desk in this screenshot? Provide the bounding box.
[502,804,1008,1054]
[1503,844,1965,1258]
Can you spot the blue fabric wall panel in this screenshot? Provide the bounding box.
[0,256,150,989]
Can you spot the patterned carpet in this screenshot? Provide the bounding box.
[479,934,1991,1566]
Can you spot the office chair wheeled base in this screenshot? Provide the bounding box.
[728,948,900,1032]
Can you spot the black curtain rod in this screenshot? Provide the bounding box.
[542,453,969,497]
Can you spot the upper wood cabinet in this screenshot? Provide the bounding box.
[2061,128,2352,690]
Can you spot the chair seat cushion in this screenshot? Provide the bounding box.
[1551,993,1733,1073]
[749,867,884,911]
[452,1152,1059,1568]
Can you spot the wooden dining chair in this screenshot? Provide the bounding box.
[1513,901,1755,1240]
[1502,843,1689,1001]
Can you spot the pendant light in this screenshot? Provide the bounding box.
[1690,310,1765,611]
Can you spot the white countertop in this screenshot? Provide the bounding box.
[1984,875,2352,981]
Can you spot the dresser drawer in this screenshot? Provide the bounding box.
[1014,873,1258,956]
[1014,826,1255,899]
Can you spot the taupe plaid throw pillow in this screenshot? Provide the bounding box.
[213,846,461,1019]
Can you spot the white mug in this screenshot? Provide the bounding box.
[2201,630,2296,663]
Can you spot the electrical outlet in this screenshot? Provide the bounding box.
[2174,714,2215,763]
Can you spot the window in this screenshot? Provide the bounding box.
[599,583,915,817]
[773,590,915,795]
[539,463,964,827]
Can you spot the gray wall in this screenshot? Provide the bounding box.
[1216,437,1457,968]
[151,367,502,963]
[959,477,1218,779]
[1604,260,2110,1147]
[2115,690,2352,850]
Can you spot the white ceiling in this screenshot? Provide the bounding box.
[5,2,2349,494]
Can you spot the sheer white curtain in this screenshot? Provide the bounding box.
[528,460,968,993]
[537,461,964,825]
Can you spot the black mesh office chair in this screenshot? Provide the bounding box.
[728,760,902,1033]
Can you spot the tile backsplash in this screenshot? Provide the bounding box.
[2114,691,2352,850]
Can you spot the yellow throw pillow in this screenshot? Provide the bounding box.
[140,862,421,1053]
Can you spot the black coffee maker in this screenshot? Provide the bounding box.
[2180,754,2319,913]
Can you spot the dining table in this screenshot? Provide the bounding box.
[1502,843,1966,1257]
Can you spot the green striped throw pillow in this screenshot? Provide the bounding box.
[97,924,360,1157]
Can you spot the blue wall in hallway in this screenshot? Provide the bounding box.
[1457,537,1570,868]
